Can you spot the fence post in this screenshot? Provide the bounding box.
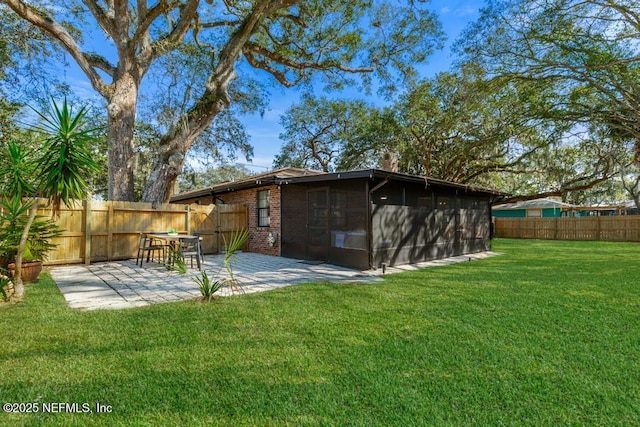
[107,202,114,261]
[84,198,92,265]
[186,205,191,234]
[216,204,221,253]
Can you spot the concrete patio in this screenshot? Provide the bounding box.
[49,251,499,311]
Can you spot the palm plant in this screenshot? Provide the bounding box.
[221,228,249,295]
[0,98,100,301]
[165,245,187,274]
[193,271,224,302]
[32,98,100,216]
[192,228,248,301]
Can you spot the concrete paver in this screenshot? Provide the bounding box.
[49,251,499,311]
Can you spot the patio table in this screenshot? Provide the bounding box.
[148,233,200,243]
[149,234,202,269]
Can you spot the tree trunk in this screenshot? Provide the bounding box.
[107,73,138,201]
[10,203,39,302]
[142,88,229,203]
[141,137,190,203]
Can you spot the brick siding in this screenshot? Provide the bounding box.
[218,185,281,256]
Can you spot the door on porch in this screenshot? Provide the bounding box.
[307,188,329,261]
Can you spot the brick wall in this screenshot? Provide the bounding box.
[219,185,281,256]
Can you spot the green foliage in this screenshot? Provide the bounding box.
[3,240,640,424]
[274,95,376,172]
[0,267,11,301]
[177,163,252,193]
[31,97,100,213]
[0,141,36,199]
[193,270,224,302]
[222,228,249,293]
[190,228,248,299]
[165,246,187,275]
[0,197,60,263]
[453,0,640,197]
[0,97,101,299]
[3,0,445,202]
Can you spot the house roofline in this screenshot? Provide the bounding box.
[170,167,323,202]
[170,168,505,202]
[275,169,504,196]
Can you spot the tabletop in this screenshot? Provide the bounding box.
[148,233,200,242]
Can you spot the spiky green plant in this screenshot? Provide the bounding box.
[0,267,11,302]
[0,142,35,199]
[193,270,224,302]
[32,97,100,215]
[0,97,101,301]
[221,228,249,294]
[165,245,187,274]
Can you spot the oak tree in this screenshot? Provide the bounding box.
[2,0,443,202]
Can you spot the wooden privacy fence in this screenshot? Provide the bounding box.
[494,217,640,242]
[25,200,247,265]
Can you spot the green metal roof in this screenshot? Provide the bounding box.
[492,198,576,210]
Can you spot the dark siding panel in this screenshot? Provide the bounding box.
[281,180,370,269]
[281,185,308,260]
[371,194,490,267]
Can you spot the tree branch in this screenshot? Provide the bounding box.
[146,0,200,65]
[243,50,302,86]
[131,0,175,54]
[244,41,374,73]
[84,52,116,77]
[81,0,115,35]
[2,0,112,97]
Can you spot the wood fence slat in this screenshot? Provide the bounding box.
[30,199,247,265]
[494,216,640,242]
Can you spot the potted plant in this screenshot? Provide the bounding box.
[0,196,61,283]
[3,228,60,284]
[8,245,43,284]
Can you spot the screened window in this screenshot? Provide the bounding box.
[330,191,347,226]
[257,190,270,227]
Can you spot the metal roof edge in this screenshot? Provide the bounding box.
[171,168,505,201]
[275,168,504,196]
[170,167,324,202]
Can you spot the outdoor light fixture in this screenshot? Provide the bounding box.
[267,232,277,247]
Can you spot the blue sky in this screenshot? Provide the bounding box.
[237,0,483,171]
[64,1,484,172]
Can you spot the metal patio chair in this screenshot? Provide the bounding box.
[178,236,202,269]
[136,233,166,266]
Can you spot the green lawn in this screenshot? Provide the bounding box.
[1,239,639,426]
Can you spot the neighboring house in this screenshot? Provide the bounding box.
[568,201,638,216]
[492,198,575,218]
[171,167,502,270]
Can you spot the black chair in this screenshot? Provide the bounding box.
[192,232,204,262]
[136,233,165,266]
[179,236,202,269]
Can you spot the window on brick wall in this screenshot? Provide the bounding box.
[257,190,270,227]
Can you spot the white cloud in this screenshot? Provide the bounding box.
[455,5,479,18]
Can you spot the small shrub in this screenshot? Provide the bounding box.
[222,228,249,294]
[165,246,187,274]
[194,271,224,302]
[0,267,12,302]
